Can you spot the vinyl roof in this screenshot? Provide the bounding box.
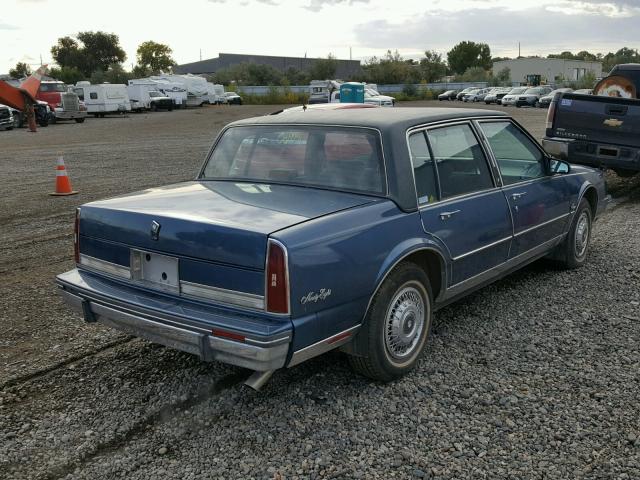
[230,107,507,130]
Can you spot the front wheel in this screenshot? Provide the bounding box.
[348,263,432,381]
[557,199,593,269]
[75,118,85,123]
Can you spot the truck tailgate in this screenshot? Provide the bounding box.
[551,94,640,148]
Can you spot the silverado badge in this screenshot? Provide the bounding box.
[150,221,161,241]
[604,118,623,127]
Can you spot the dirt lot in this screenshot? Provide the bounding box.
[1,101,639,479]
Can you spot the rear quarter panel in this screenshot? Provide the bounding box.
[275,200,448,351]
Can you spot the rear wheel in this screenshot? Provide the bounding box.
[75,118,85,123]
[348,263,432,381]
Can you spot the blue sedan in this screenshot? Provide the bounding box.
[56,108,607,389]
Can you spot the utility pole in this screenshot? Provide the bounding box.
[199,49,202,61]
[518,42,521,58]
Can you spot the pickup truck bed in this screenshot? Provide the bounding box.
[543,92,640,175]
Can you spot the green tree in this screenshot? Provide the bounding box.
[48,66,84,84]
[548,51,576,60]
[458,66,489,82]
[363,50,416,84]
[51,31,126,76]
[9,62,32,79]
[136,41,175,74]
[447,41,491,75]
[419,50,447,83]
[309,54,338,80]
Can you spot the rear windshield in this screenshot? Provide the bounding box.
[201,126,385,194]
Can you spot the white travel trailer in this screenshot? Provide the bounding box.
[206,82,225,104]
[150,80,187,108]
[73,82,131,116]
[150,74,208,107]
[127,79,160,111]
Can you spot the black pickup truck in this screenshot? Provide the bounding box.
[542,64,640,177]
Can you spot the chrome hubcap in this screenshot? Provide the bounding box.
[574,211,590,258]
[385,285,425,360]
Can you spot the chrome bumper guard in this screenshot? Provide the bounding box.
[58,288,290,372]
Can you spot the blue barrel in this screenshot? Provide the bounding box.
[339,82,365,103]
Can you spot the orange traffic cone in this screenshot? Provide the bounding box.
[50,156,78,196]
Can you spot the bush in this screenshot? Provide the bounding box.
[238,86,309,105]
[393,87,441,101]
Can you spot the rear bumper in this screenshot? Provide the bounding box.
[56,269,291,371]
[542,137,640,172]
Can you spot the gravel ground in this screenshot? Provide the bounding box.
[1,101,639,479]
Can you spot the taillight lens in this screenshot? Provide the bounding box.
[74,208,80,263]
[266,240,289,314]
[546,96,557,132]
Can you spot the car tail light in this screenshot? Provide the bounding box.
[546,95,557,132]
[74,208,80,263]
[265,239,289,314]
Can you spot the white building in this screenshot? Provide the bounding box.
[493,58,603,85]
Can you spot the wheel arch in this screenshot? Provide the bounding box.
[345,244,447,358]
[366,243,447,319]
[581,184,598,218]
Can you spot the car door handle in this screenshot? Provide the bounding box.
[511,192,527,200]
[439,210,461,220]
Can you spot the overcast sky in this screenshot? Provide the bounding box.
[1,0,639,73]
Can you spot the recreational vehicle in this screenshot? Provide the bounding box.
[74,82,131,116]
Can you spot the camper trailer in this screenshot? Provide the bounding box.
[74,82,131,116]
[150,75,208,107]
[309,80,342,104]
[206,83,225,104]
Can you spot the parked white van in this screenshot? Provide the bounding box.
[74,82,131,117]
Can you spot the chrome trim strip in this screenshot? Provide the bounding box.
[79,254,265,312]
[443,233,565,300]
[287,325,361,368]
[452,236,512,261]
[514,212,570,237]
[418,187,500,210]
[180,280,264,310]
[79,254,131,279]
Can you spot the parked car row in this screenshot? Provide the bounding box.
[438,86,594,109]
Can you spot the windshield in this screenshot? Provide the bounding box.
[40,83,66,93]
[524,88,543,94]
[509,87,527,94]
[201,126,385,194]
[225,92,236,96]
[149,91,161,97]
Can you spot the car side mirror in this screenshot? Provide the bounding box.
[549,158,571,175]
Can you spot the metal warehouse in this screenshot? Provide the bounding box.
[174,53,362,79]
[493,58,603,84]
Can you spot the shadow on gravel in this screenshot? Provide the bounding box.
[606,171,640,203]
